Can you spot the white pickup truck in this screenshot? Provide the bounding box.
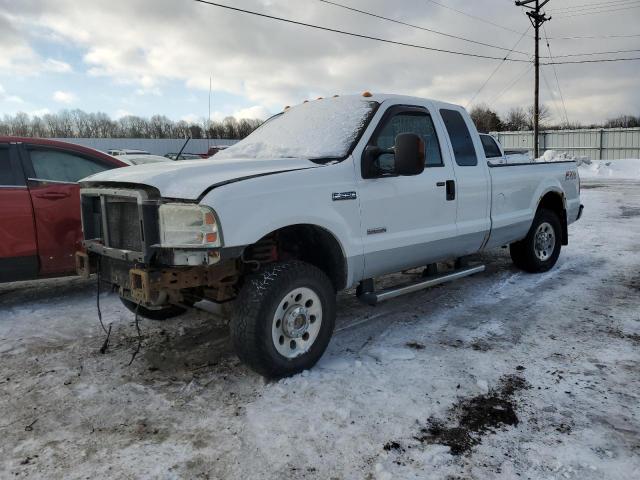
[77,93,582,377]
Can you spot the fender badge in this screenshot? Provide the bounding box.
[332,191,357,201]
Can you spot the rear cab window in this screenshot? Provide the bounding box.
[480,135,502,159]
[440,109,478,167]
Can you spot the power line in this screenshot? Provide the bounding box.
[546,32,640,39]
[317,0,531,56]
[549,0,638,15]
[554,3,640,18]
[544,48,640,58]
[424,0,529,36]
[466,27,532,108]
[541,69,563,124]
[549,0,640,13]
[191,0,531,62]
[192,1,640,66]
[543,56,640,64]
[542,25,569,126]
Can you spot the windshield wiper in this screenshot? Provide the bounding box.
[308,156,342,165]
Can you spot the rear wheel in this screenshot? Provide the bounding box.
[120,297,188,321]
[510,208,562,273]
[230,261,336,378]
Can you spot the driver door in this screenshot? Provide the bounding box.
[357,103,458,279]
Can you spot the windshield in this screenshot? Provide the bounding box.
[217,96,378,161]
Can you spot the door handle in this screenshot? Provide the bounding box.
[35,191,70,200]
[445,180,455,201]
[436,182,446,187]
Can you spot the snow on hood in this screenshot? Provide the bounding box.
[80,156,319,199]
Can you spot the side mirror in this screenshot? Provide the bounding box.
[394,133,425,176]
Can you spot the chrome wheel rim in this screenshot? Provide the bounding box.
[534,222,556,261]
[272,287,322,359]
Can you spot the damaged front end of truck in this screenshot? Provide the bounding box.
[75,185,243,312]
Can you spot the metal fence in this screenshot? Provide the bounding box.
[54,138,238,156]
[490,128,640,160]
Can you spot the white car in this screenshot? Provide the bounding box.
[107,149,151,156]
[78,93,583,377]
[116,154,174,166]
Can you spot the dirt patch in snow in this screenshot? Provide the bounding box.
[405,341,425,350]
[413,375,529,455]
[624,275,640,292]
[606,328,640,346]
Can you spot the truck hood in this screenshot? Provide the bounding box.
[81,157,320,200]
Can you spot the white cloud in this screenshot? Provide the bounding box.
[2,1,639,124]
[0,13,73,76]
[233,105,271,120]
[29,108,51,117]
[53,90,76,104]
[0,83,24,103]
[135,87,162,96]
[181,113,201,123]
[114,109,132,119]
[43,58,72,73]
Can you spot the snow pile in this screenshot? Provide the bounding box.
[534,149,589,163]
[217,96,376,160]
[577,158,640,180]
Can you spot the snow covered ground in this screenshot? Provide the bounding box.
[1,178,639,479]
[578,158,640,181]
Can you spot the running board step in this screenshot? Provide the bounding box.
[358,264,486,306]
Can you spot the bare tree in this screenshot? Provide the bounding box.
[470,104,502,133]
[604,115,640,128]
[504,107,528,131]
[8,112,31,136]
[526,104,551,130]
[0,109,263,139]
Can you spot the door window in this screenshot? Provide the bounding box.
[374,112,443,172]
[0,148,17,185]
[480,135,502,158]
[30,149,108,183]
[440,109,478,166]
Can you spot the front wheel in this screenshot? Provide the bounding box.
[230,261,336,378]
[510,208,562,273]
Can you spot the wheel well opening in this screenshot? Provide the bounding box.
[245,225,347,292]
[538,192,568,245]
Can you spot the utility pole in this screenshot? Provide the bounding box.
[515,0,551,159]
[208,76,212,152]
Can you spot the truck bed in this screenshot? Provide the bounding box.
[485,160,581,249]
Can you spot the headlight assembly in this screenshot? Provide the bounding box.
[158,203,221,248]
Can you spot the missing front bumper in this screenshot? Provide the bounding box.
[77,252,240,306]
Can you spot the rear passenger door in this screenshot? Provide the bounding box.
[0,143,38,282]
[438,108,491,254]
[21,146,113,275]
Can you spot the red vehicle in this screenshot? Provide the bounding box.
[0,137,126,282]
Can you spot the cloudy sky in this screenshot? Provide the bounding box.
[0,0,638,124]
